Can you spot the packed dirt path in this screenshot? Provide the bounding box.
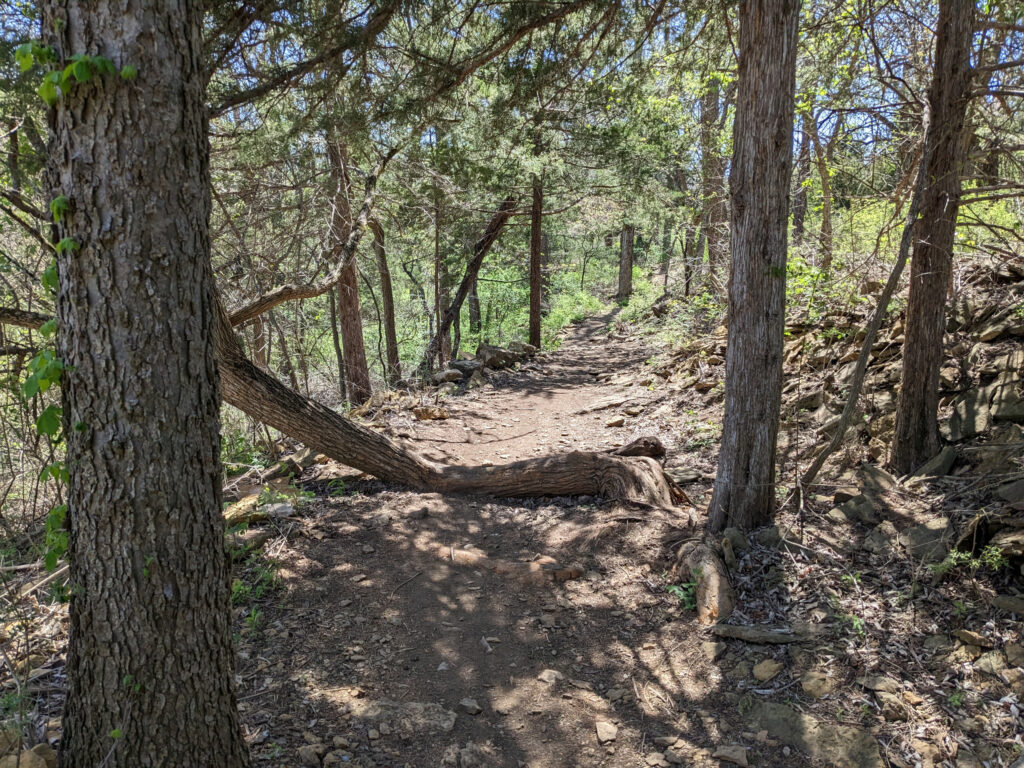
[232,315,764,768]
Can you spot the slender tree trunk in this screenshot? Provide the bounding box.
[708,0,800,533]
[370,220,401,384]
[468,278,481,334]
[252,317,268,369]
[700,83,728,281]
[617,225,635,299]
[327,138,372,403]
[792,118,810,243]
[421,196,518,371]
[328,288,347,401]
[42,1,249,765]
[890,0,974,473]
[529,172,543,346]
[268,310,299,391]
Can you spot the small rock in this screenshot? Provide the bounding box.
[1006,643,1024,667]
[367,728,380,740]
[801,669,836,699]
[856,674,900,694]
[992,594,1024,614]
[605,417,625,428]
[954,629,995,648]
[433,368,464,384]
[664,747,685,765]
[701,641,727,661]
[537,669,564,684]
[29,745,56,768]
[595,720,618,744]
[653,736,679,747]
[297,744,325,766]
[900,517,951,563]
[645,753,669,767]
[975,650,1007,676]
[753,658,784,682]
[712,745,748,766]
[876,691,908,721]
[863,521,898,554]
[459,698,482,716]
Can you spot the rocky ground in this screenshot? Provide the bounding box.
[1,256,1023,768]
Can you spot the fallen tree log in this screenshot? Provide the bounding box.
[2,298,685,508]
[214,302,682,505]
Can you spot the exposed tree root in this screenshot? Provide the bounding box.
[672,535,735,624]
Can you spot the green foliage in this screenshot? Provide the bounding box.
[929,546,1009,578]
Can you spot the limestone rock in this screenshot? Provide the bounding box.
[458,697,482,715]
[537,668,564,684]
[297,744,325,766]
[910,446,958,478]
[712,745,748,766]
[751,701,883,768]
[448,359,482,375]
[0,753,47,768]
[433,368,464,384]
[753,658,784,682]
[801,669,836,699]
[595,720,618,744]
[30,745,56,768]
[992,594,1024,614]
[863,521,898,555]
[899,517,951,563]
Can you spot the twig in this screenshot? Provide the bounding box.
[388,571,422,599]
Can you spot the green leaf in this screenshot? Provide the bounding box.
[72,59,92,83]
[55,237,79,255]
[109,729,122,740]
[39,317,57,339]
[49,195,69,223]
[120,64,138,80]
[37,79,57,106]
[44,551,58,571]
[36,405,62,438]
[15,44,33,72]
[42,261,59,293]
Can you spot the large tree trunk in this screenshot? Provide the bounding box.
[617,225,635,299]
[890,0,974,474]
[529,172,544,347]
[370,220,401,385]
[43,1,249,765]
[708,0,800,533]
[327,138,372,403]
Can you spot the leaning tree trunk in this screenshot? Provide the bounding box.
[421,196,518,371]
[42,1,249,765]
[529,171,544,347]
[890,0,974,474]
[617,225,635,300]
[708,0,800,533]
[370,220,401,385]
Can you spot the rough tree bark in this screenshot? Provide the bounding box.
[468,278,482,334]
[890,0,974,474]
[617,225,635,300]
[529,171,544,347]
[41,0,249,765]
[708,0,800,532]
[369,219,401,384]
[327,138,372,403]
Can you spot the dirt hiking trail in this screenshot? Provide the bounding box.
[234,314,746,768]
